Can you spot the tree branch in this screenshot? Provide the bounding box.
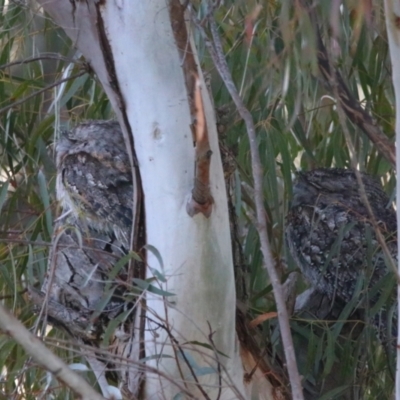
[190,7,304,400]
[383,1,400,397]
[302,0,396,167]
[169,0,214,217]
[0,71,88,116]
[0,53,82,71]
[0,303,106,400]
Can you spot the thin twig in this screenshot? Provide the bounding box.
[190,8,305,400]
[383,1,400,395]
[0,236,122,259]
[0,70,87,116]
[148,317,212,400]
[0,289,27,300]
[0,303,106,400]
[38,335,199,398]
[0,54,82,71]
[244,347,269,383]
[301,0,396,168]
[314,0,399,283]
[149,302,248,399]
[207,321,222,400]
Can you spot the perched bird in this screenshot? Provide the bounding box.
[29,121,143,394]
[285,168,397,341]
[31,216,128,341]
[56,120,133,248]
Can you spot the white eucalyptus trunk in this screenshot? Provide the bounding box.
[384,2,400,399]
[35,1,274,398]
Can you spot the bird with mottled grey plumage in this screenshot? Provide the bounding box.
[56,120,133,249]
[285,168,397,343]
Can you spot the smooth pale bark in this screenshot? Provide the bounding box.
[384,2,400,399]
[35,1,274,398]
[101,4,239,398]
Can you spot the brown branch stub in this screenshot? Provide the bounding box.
[187,76,214,217]
[169,0,213,218]
[169,0,198,114]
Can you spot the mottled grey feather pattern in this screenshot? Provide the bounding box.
[35,217,128,341]
[56,120,133,248]
[286,169,397,331]
[29,121,142,390]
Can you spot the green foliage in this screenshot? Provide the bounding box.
[199,0,395,398]
[0,1,113,398]
[0,0,396,398]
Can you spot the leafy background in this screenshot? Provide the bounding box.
[0,0,396,398]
